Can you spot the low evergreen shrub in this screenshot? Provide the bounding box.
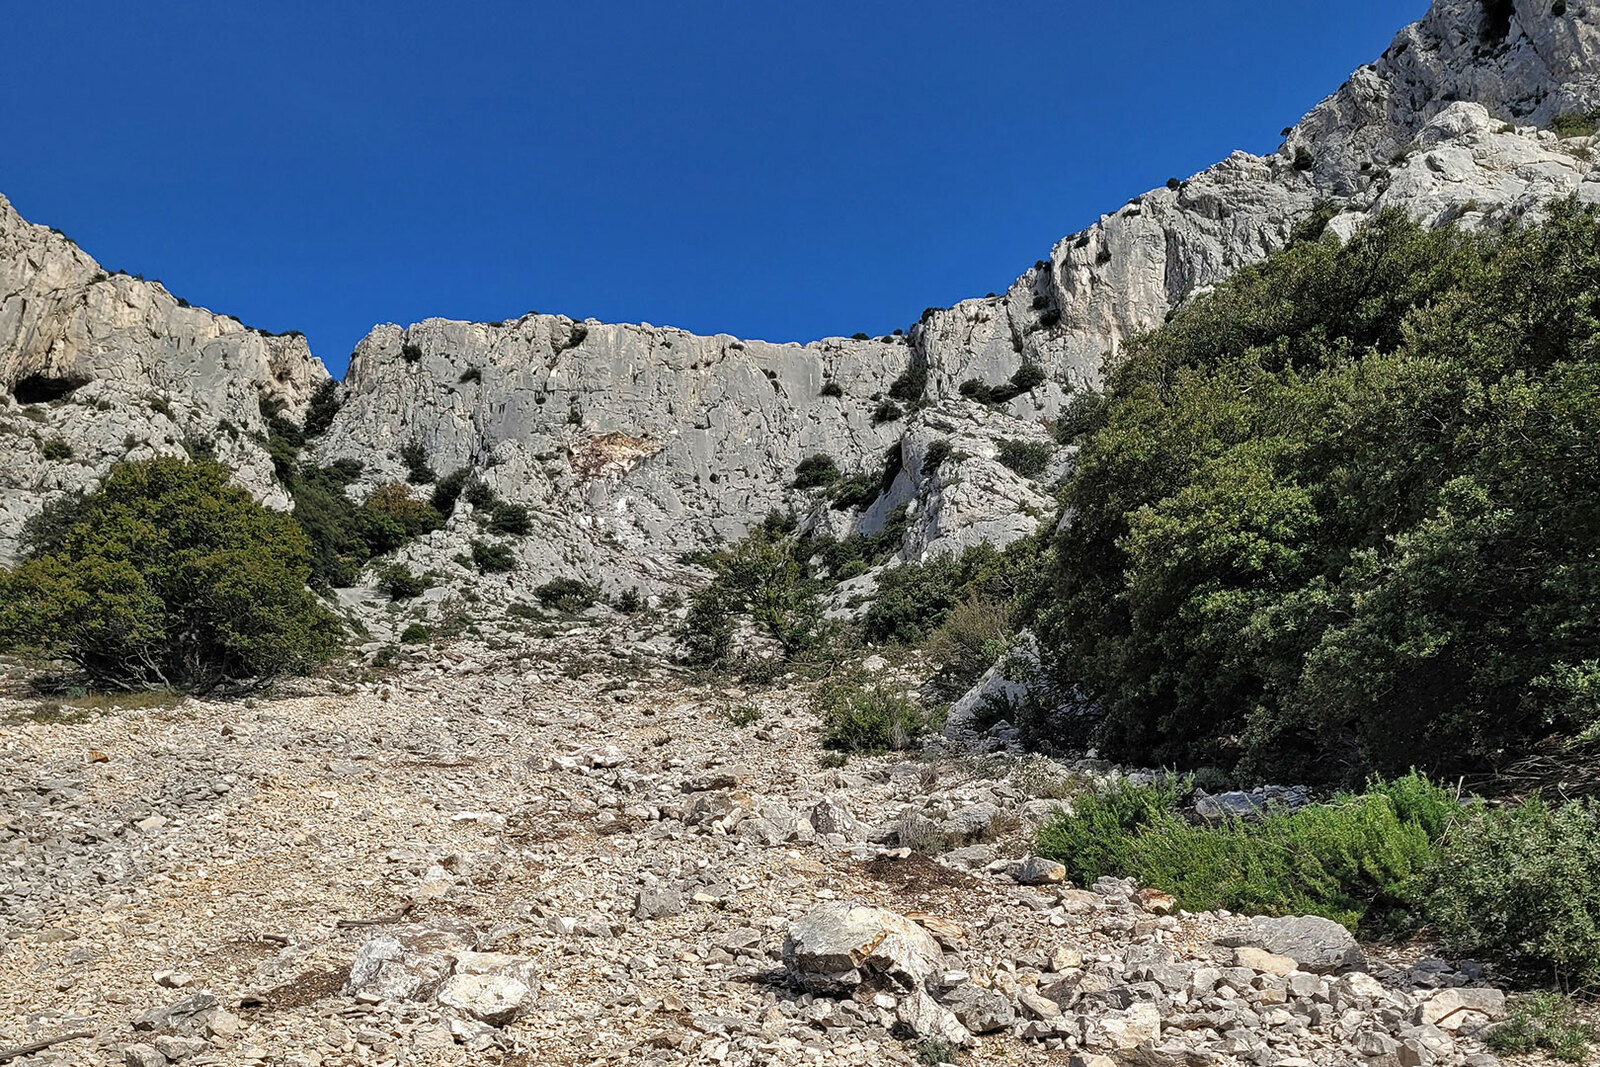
[815,676,934,752]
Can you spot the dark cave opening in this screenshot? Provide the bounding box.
[11,373,90,404]
[1481,0,1516,43]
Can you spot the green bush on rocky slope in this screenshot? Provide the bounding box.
[1039,774,1600,986]
[1038,202,1600,783]
[0,458,342,691]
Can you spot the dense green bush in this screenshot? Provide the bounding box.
[814,676,934,751]
[1037,773,1457,930]
[486,501,532,536]
[888,364,927,402]
[995,439,1054,479]
[925,596,1013,698]
[0,458,341,690]
[399,439,435,484]
[872,399,904,424]
[1044,204,1600,781]
[794,454,842,489]
[534,577,598,612]
[400,622,430,643]
[863,536,1044,646]
[302,380,342,437]
[1551,110,1600,138]
[470,539,516,573]
[1427,796,1600,985]
[430,468,470,514]
[377,563,431,601]
[40,437,73,460]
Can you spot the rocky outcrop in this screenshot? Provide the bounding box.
[3,0,1599,602]
[0,194,329,560]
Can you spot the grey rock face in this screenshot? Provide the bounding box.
[1218,915,1365,974]
[0,195,327,563]
[5,0,1600,609]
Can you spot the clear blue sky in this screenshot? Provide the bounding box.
[2,1,1425,376]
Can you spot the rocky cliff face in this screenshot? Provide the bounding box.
[3,0,1598,613]
[0,195,328,559]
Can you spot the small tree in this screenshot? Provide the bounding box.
[0,458,342,691]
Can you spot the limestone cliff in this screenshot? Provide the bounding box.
[0,195,329,558]
[3,0,1598,617]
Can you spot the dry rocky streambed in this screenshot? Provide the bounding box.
[0,622,1530,1066]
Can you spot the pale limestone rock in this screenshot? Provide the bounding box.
[783,902,944,994]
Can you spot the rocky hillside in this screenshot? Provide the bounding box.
[0,622,1522,1067]
[4,0,1600,609]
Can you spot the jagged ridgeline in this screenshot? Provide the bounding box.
[1,0,1600,713]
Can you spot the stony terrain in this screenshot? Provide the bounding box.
[0,620,1526,1067]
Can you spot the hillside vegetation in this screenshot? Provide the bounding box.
[0,458,342,691]
[1040,203,1600,783]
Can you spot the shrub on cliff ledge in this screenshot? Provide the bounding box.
[0,458,342,691]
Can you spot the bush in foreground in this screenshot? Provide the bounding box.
[1046,203,1600,781]
[1037,773,1456,930]
[1427,796,1600,986]
[0,458,342,691]
[1487,994,1595,1063]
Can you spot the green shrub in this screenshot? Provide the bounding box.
[464,481,498,510]
[863,537,1043,646]
[794,454,842,489]
[1293,145,1316,171]
[925,595,1013,698]
[399,439,435,484]
[995,439,1054,479]
[851,332,870,341]
[923,438,953,472]
[830,471,881,511]
[534,577,598,611]
[679,526,831,664]
[1487,994,1595,1062]
[959,378,994,403]
[1007,363,1047,396]
[377,564,430,601]
[1038,773,1457,930]
[1427,796,1600,985]
[39,437,73,461]
[430,468,470,514]
[360,483,444,552]
[682,587,736,666]
[401,342,423,363]
[888,364,927,402]
[615,586,644,614]
[1053,391,1108,444]
[459,366,482,384]
[302,380,341,438]
[1044,203,1600,781]
[872,399,904,424]
[486,501,531,536]
[0,458,341,691]
[1551,110,1600,138]
[814,676,933,752]
[400,622,430,644]
[959,365,1048,407]
[470,539,516,573]
[820,380,845,398]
